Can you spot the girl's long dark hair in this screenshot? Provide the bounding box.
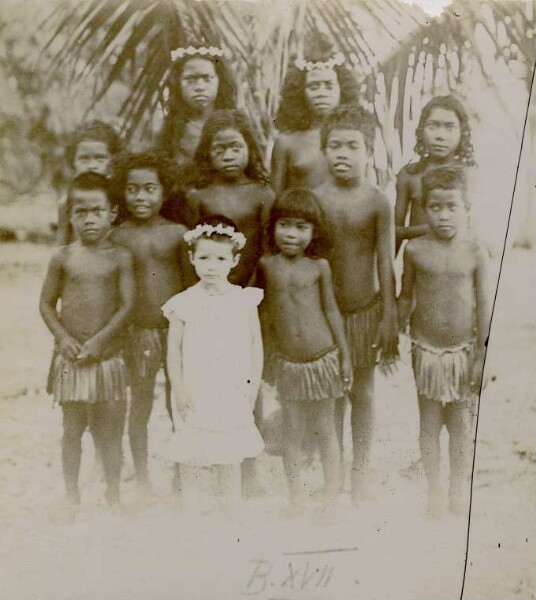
[193,109,269,187]
[267,188,332,258]
[158,48,237,157]
[275,59,359,133]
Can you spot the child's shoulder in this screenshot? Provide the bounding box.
[399,160,426,178]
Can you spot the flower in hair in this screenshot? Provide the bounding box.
[294,52,345,72]
[170,45,228,62]
[183,223,247,250]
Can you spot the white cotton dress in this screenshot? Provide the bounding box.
[162,283,265,466]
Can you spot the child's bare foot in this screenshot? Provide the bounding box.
[448,489,468,517]
[426,488,443,520]
[313,501,339,525]
[281,502,307,518]
[351,475,376,505]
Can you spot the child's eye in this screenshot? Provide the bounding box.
[126,185,137,194]
[146,185,157,194]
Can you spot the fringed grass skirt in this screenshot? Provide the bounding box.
[126,325,168,378]
[344,294,382,369]
[49,353,128,405]
[270,346,344,403]
[411,339,474,403]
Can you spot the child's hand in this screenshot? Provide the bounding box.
[58,335,81,361]
[77,338,103,363]
[470,354,487,393]
[175,395,193,421]
[341,358,353,392]
[375,313,399,357]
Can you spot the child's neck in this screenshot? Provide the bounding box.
[130,214,165,227]
[427,154,455,166]
[333,175,362,189]
[199,279,233,295]
[213,171,249,186]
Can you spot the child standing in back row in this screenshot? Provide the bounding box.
[40,173,134,506]
[163,215,264,515]
[395,95,476,254]
[398,166,491,518]
[313,106,398,505]
[258,189,352,516]
[110,152,189,492]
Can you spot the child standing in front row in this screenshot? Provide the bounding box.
[395,95,476,254]
[258,189,352,516]
[110,152,190,492]
[398,166,491,518]
[163,215,264,515]
[40,173,134,506]
[314,105,398,504]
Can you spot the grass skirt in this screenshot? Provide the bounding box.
[126,325,168,378]
[269,346,344,403]
[49,353,128,405]
[411,339,474,403]
[344,295,382,369]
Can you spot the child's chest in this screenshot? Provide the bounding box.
[65,252,117,283]
[414,245,475,280]
[199,189,260,226]
[266,260,320,294]
[288,132,325,177]
[321,193,375,236]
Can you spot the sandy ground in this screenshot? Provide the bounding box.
[0,239,534,600]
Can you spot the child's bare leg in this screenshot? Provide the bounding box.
[241,390,266,497]
[349,367,375,503]
[217,464,242,518]
[445,399,474,515]
[128,370,158,487]
[282,402,307,513]
[91,398,127,506]
[334,397,346,459]
[61,403,88,504]
[313,400,341,506]
[418,395,444,517]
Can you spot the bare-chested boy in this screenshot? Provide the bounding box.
[40,173,134,506]
[314,105,398,504]
[110,151,189,491]
[398,166,491,517]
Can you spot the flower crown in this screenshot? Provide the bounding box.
[294,52,345,72]
[170,45,228,62]
[183,223,246,250]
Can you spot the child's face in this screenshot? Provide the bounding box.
[70,189,116,244]
[422,107,461,160]
[274,217,314,257]
[424,188,466,240]
[304,68,341,119]
[210,128,249,180]
[125,168,164,221]
[180,57,219,113]
[189,237,239,284]
[325,129,369,183]
[73,140,111,176]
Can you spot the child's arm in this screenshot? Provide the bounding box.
[39,250,81,360]
[472,243,492,391]
[270,136,288,195]
[249,307,264,409]
[398,243,416,333]
[166,317,192,419]
[375,196,399,356]
[77,249,135,362]
[395,169,428,254]
[254,260,274,353]
[318,259,353,392]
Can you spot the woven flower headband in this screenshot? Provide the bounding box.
[170,45,228,62]
[183,223,246,250]
[294,52,345,72]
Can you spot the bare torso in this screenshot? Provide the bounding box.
[57,243,129,355]
[260,254,335,361]
[407,235,479,347]
[314,181,388,312]
[111,218,187,328]
[185,182,274,286]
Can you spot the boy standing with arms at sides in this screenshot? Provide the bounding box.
[57,121,123,245]
[110,152,189,493]
[40,173,134,506]
[398,166,491,517]
[314,105,398,505]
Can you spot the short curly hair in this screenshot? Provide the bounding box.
[415,95,476,166]
[320,105,376,153]
[110,150,179,221]
[158,48,237,157]
[275,59,359,133]
[66,120,123,166]
[266,188,332,258]
[66,172,114,215]
[421,165,469,209]
[192,109,269,187]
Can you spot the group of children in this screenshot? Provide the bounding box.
[39,46,491,521]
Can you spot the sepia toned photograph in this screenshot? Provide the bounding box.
[0,0,534,598]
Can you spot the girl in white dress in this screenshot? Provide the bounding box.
[162,215,264,512]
